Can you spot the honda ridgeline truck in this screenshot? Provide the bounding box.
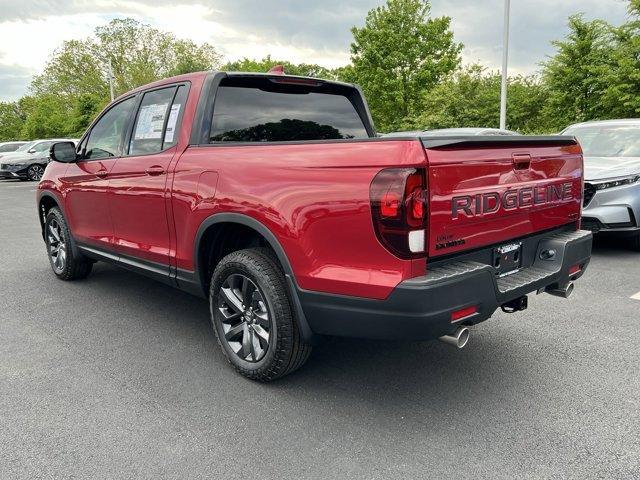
[38,69,592,381]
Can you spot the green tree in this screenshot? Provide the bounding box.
[22,18,222,139]
[222,55,335,78]
[405,65,548,134]
[541,14,615,130]
[346,0,462,131]
[95,18,221,94]
[601,1,640,117]
[0,101,26,141]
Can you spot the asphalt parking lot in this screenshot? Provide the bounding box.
[1,179,638,479]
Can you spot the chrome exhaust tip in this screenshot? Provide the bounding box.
[439,327,470,349]
[546,282,574,299]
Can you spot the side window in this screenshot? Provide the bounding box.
[128,87,176,155]
[163,85,188,149]
[84,96,136,160]
[33,141,53,153]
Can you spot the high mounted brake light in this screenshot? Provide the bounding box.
[268,77,323,87]
[370,168,428,259]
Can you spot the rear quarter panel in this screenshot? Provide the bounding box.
[171,139,427,299]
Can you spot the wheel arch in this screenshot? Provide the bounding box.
[192,213,316,343]
[193,213,295,287]
[38,191,63,239]
[38,191,83,259]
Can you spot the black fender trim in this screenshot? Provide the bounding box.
[37,191,82,260]
[190,212,318,343]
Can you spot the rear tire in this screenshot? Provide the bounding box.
[209,247,312,381]
[44,207,93,280]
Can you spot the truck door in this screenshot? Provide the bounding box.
[108,84,188,268]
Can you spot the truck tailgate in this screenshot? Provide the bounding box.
[423,136,583,257]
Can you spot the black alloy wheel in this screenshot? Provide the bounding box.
[46,217,67,274]
[217,273,272,362]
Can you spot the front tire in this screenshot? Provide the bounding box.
[45,207,93,280]
[27,164,45,181]
[210,248,311,381]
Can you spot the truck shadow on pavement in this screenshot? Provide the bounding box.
[79,261,545,417]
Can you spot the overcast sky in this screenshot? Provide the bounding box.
[0,0,632,101]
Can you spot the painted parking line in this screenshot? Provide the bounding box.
[631,291,640,301]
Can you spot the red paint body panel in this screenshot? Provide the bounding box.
[172,140,427,299]
[426,145,583,257]
[60,159,117,248]
[108,148,176,265]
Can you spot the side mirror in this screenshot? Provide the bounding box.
[28,148,36,154]
[49,142,77,163]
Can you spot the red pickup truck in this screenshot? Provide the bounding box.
[38,70,592,381]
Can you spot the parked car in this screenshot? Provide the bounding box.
[384,127,520,137]
[0,139,77,181]
[0,141,28,153]
[38,70,591,381]
[561,119,640,250]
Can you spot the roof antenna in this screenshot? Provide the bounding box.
[268,65,285,75]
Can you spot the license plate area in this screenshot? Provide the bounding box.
[493,242,522,277]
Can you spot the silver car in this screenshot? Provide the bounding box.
[562,119,640,250]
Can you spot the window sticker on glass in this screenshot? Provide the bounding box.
[134,103,168,139]
[164,104,181,143]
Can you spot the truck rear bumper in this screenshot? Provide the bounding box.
[297,229,592,341]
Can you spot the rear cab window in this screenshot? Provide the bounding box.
[209,76,371,143]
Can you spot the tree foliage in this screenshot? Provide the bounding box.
[346,0,462,131]
[600,1,640,117]
[2,1,640,142]
[405,65,548,133]
[15,18,221,140]
[540,15,615,130]
[222,55,335,79]
[0,101,26,141]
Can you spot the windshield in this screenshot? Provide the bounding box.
[15,141,37,152]
[564,125,640,157]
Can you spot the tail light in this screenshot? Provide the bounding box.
[370,168,428,259]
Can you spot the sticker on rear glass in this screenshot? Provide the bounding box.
[134,103,168,140]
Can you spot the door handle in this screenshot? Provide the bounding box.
[95,169,108,178]
[145,165,165,176]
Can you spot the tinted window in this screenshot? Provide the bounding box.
[163,85,188,149]
[16,141,37,152]
[0,143,23,152]
[85,96,136,160]
[210,84,368,142]
[129,87,176,155]
[32,141,54,154]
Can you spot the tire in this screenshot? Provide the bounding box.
[27,164,45,181]
[209,247,312,381]
[44,207,93,280]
